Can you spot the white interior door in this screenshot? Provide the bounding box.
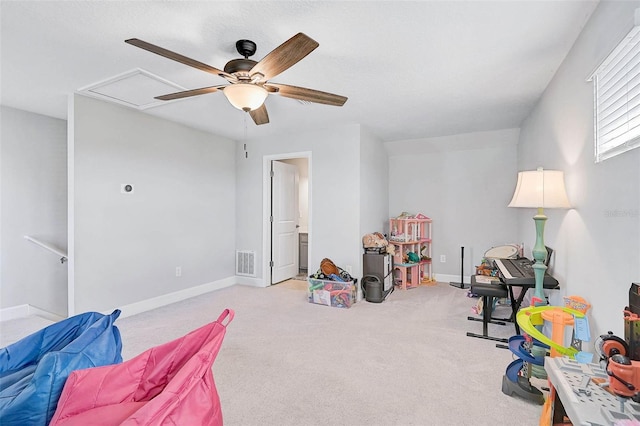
[271,161,299,284]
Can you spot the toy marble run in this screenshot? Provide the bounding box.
[502,296,591,404]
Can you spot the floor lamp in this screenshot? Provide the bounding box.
[508,167,570,305]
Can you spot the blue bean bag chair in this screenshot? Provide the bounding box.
[0,309,123,426]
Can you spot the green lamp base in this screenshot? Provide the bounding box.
[531,209,548,306]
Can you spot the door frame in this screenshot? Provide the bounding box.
[261,151,312,286]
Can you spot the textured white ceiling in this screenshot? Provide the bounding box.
[0,1,599,142]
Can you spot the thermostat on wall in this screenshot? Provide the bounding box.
[120,184,134,194]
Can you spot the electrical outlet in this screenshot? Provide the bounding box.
[345,265,353,275]
[440,255,446,263]
[175,266,182,277]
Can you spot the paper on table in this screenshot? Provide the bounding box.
[475,275,501,284]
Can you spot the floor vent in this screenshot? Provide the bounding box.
[236,250,256,277]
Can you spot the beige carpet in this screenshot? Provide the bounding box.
[1,281,543,425]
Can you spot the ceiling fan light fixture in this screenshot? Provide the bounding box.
[223,83,268,112]
[126,34,346,125]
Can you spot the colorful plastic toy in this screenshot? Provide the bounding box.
[516,305,585,358]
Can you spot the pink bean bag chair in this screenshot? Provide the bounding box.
[49,309,234,426]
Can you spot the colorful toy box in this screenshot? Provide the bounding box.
[307,278,357,308]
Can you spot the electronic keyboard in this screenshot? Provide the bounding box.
[493,258,559,287]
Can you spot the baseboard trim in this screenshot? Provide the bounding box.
[235,275,266,287]
[114,277,239,319]
[3,276,268,322]
[0,304,66,322]
[435,273,472,285]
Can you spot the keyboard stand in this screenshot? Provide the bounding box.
[467,276,512,348]
[501,282,557,340]
[506,285,524,335]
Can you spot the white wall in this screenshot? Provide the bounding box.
[386,129,519,281]
[1,106,68,316]
[236,124,361,283]
[72,95,236,314]
[517,1,640,338]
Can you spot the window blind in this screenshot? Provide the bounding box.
[592,20,640,162]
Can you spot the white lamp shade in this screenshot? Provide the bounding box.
[508,168,571,209]
[223,83,268,111]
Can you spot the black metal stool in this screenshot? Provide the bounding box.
[466,280,510,345]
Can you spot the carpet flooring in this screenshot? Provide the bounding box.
[1,281,544,425]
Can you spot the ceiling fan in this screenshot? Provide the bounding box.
[125,33,347,125]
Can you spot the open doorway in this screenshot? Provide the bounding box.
[262,153,310,286]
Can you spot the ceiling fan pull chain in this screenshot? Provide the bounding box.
[243,115,248,159]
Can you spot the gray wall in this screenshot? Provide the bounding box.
[72,95,236,313]
[1,106,68,315]
[236,124,369,281]
[359,126,390,243]
[386,128,519,280]
[356,126,390,285]
[517,0,640,338]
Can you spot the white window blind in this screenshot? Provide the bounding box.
[591,14,640,163]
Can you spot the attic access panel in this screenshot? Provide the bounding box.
[77,68,185,110]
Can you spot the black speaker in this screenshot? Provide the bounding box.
[629,283,640,315]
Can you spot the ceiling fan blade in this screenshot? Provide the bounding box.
[155,85,226,101]
[250,33,319,81]
[249,104,269,125]
[125,38,233,80]
[265,83,347,106]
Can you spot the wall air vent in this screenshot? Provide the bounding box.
[76,68,185,110]
[236,250,256,277]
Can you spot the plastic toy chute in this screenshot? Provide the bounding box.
[516,305,585,358]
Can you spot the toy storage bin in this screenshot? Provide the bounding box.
[307,278,357,308]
